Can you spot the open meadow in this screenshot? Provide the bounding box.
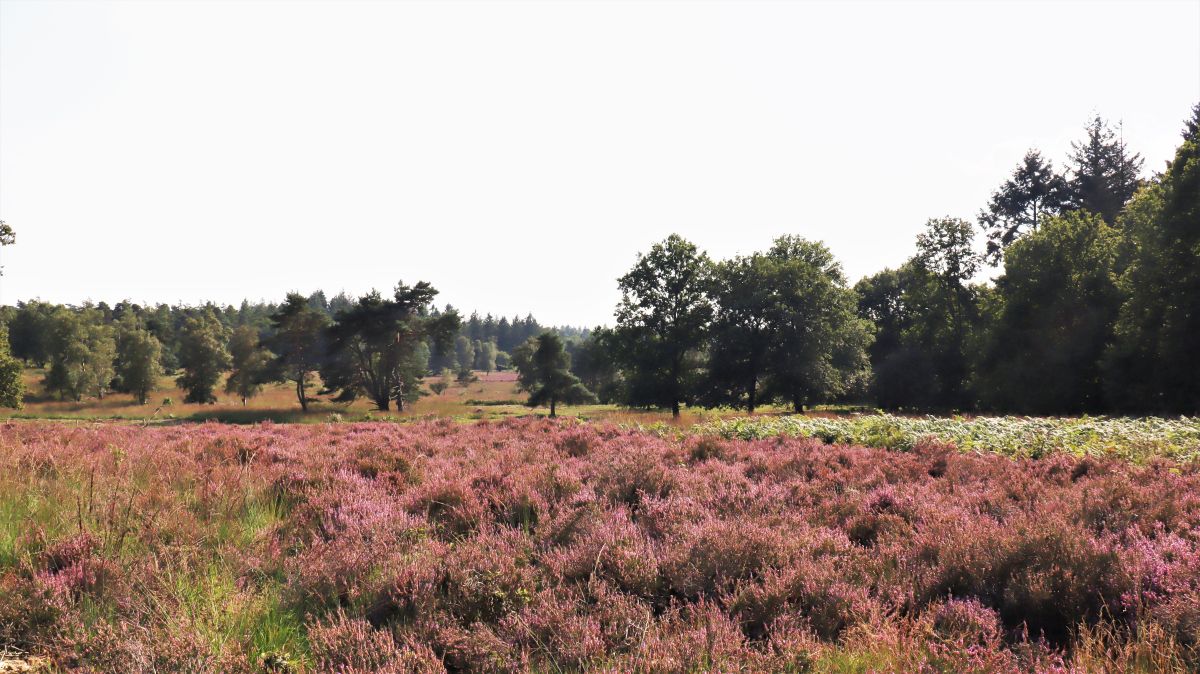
[2,369,736,427]
[2,418,1198,672]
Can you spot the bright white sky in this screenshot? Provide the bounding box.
[1,1,1197,327]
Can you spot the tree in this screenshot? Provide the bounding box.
[8,300,54,367]
[856,219,983,410]
[495,350,512,370]
[855,266,923,409]
[977,211,1121,413]
[226,325,272,405]
[569,328,622,404]
[513,332,596,417]
[1066,115,1144,224]
[978,150,1069,264]
[909,217,983,409]
[612,234,713,417]
[322,282,459,411]
[43,309,116,401]
[0,220,13,285]
[454,335,475,376]
[175,312,231,404]
[759,236,873,412]
[1105,104,1200,413]
[474,339,497,373]
[266,293,329,411]
[0,325,25,409]
[703,254,775,412]
[114,319,163,405]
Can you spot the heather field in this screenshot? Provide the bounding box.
[2,420,1199,673]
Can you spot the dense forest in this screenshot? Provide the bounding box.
[0,106,1196,416]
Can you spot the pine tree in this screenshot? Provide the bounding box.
[513,332,596,417]
[979,150,1069,264]
[1066,115,1144,224]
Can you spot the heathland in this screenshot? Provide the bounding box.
[2,419,1198,673]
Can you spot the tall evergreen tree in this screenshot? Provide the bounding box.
[1066,115,1144,224]
[979,150,1069,264]
[513,332,596,417]
[175,312,231,404]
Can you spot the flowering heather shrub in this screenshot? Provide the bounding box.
[1,419,1199,672]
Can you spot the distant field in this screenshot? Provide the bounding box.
[3,368,762,426]
[2,420,1197,672]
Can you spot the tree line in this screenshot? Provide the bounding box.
[0,286,576,410]
[560,106,1199,416]
[0,106,1195,416]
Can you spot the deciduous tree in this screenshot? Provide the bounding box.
[612,234,712,417]
[1105,104,1200,412]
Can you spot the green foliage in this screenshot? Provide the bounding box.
[977,211,1121,413]
[8,300,54,366]
[513,332,596,417]
[495,350,512,370]
[613,234,713,417]
[321,282,460,411]
[0,325,25,408]
[568,328,622,404]
[114,318,164,405]
[698,414,1200,463]
[226,325,272,405]
[858,219,983,410]
[175,312,232,404]
[454,334,475,376]
[43,308,117,401]
[473,339,497,373]
[760,236,873,412]
[266,293,329,411]
[1066,115,1144,224]
[429,368,452,396]
[978,150,1069,264]
[1105,104,1200,413]
[704,253,775,412]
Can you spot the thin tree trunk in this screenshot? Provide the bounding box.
[297,379,308,412]
[672,400,680,418]
[550,399,556,418]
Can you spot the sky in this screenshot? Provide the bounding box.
[1,1,1197,327]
